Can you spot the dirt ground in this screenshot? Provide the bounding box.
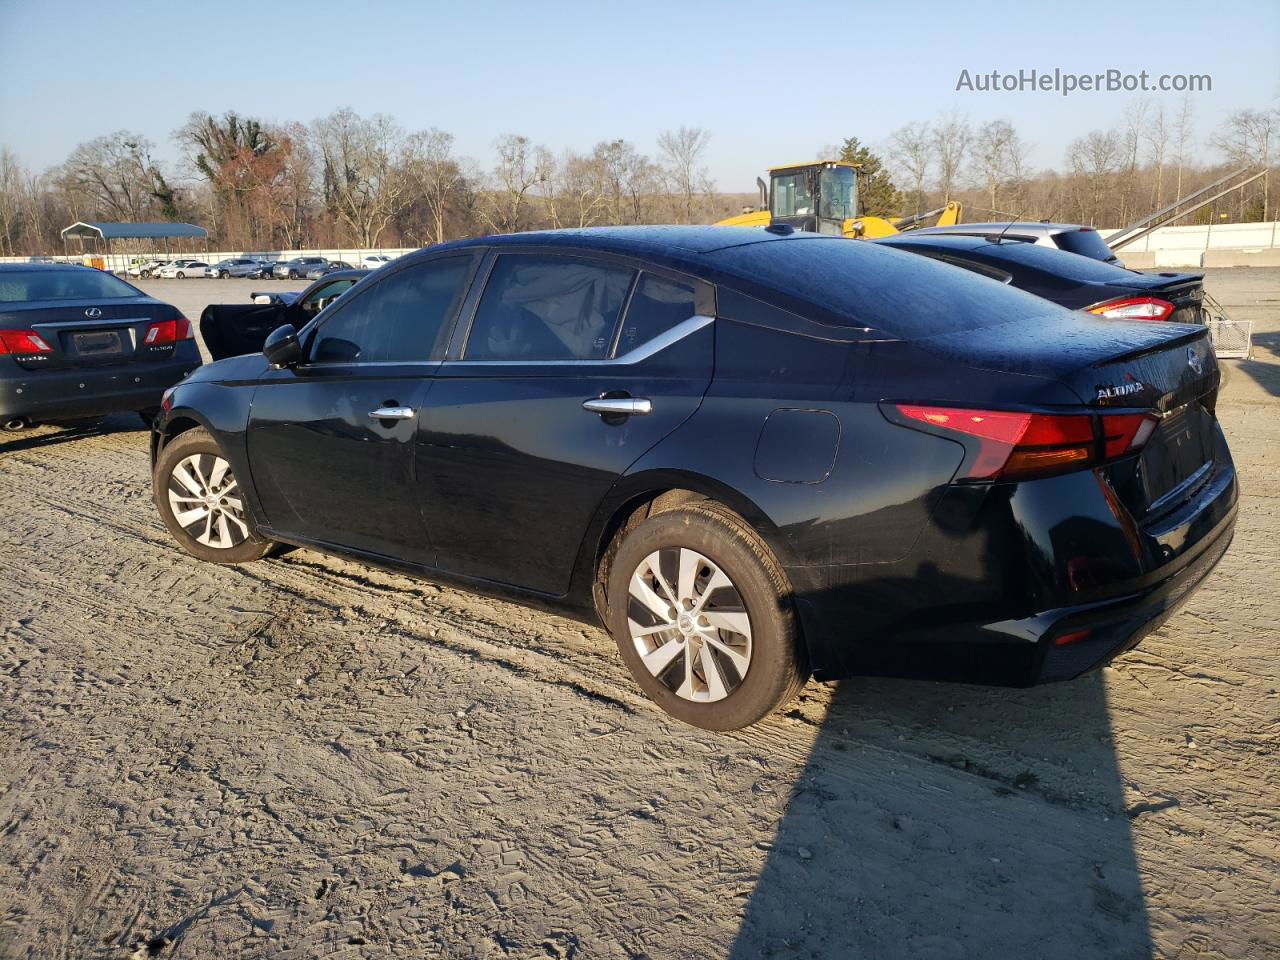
[0,271,1277,960]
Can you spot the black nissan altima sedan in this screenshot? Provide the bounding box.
[151,226,1237,730]
[0,263,200,431]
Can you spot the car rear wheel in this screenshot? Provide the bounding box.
[153,427,272,564]
[606,502,808,730]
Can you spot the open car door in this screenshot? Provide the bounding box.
[198,274,363,361]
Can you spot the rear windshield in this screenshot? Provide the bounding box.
[1053,228,1118,262]
[0,269,142,304]
[709,237,1064,338]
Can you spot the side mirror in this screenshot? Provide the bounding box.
[263,324,302,368]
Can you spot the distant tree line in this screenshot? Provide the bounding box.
[0,97,1276,256]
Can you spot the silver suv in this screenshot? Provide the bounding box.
[907,222,1124,267]
[207,258,270,279]
[272,257,329,279]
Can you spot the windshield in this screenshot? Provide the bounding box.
[819,167,857,221]
[0,269,143,303]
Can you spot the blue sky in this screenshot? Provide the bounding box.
[1,0,1277,190]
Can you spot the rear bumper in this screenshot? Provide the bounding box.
[792,446,1239,685]
[0,352,201,421]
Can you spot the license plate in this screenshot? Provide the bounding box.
[74,330,126,356]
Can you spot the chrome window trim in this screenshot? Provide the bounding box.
[444,314,713,367]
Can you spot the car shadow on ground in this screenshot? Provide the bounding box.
[1233,330,1279,397]
[727,583,1151,958]
[0,412,147,454]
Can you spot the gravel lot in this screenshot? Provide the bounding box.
[1,270,1277,960]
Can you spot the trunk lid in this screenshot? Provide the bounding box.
[918,313,1221,516]
[1088,271,1205,324]
[0,298,178,371]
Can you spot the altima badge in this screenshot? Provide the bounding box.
[1096,381,1144,400]
[84,307,102,318]
[1187,345,1203,375]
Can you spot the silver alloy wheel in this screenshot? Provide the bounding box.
[626,548,752,703]
[167,453,250,549]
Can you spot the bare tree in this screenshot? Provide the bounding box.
[657,126,711,223]
[1214,107,1278,220]
[1067,129,1121,224]
[890,121,933,213]
[479,134,552,234]
[313,109,412,247]
[404,128,465,244]
[1146,105,1170,208]
[932,112,971,202]
[1173,94,1195,201]
[0,148,26,255]
[58,131,169,222]
[972,119,1025,212]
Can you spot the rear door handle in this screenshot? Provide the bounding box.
[583,397,652,417]
[367,406,416,420]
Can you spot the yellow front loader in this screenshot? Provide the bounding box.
[716,160,961,238]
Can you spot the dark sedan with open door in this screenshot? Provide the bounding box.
[198,270,365,361]
[152,227,1237,730]
[0,263,200,432]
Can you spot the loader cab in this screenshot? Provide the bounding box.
[768,161,858,236]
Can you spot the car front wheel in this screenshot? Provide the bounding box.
[153,427,272,564]
[219,270,229,278]
[176,271,185,279]
[606,502,808,730]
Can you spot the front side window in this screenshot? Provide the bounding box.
[465,255,633,361]
[614,273,698,356]
[309,257,471,364]
[771,172,813,217]
[818,167,857,221]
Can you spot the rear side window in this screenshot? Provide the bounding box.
[465,255,634,360]
[1053,228,1118,262]
[0,269,141,303]
[710,237,1065,338]
[310,257,470,363]
[614,274,698,355]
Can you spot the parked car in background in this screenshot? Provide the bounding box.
[874,233,1204,322]
[305,261,354,279]
[207,258,272,279]
[0,263,201,431]
[153,226,1236,730]
[360,254,395,271]
[156,260,209,279]
[127,259,170,278]
[199,270,365,360]
[272,257,328,279]
[907,221,1125,266]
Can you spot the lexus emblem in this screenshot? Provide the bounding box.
[1186,345,1203,376]
[84,307,102,319]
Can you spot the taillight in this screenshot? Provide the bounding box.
[0,330,53,355]
[1086,297,1174,321]
[884,404,1159,482]
[144,317,193,345]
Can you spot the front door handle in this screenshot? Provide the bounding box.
[367,406,416,420]
[583,397,652,417]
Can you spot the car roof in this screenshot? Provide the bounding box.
[0,262,88,272]
[442,225,794,257]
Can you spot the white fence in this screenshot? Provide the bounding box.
[0,247,421,275]
[5,219,1280,273]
